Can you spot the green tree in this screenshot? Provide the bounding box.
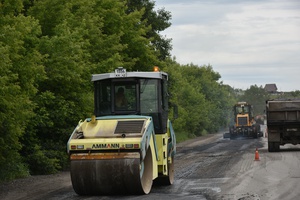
[239,85,270,116]
[0,1,44,181]
[164,61,208,139]
[164,60,235,140]
[290,90,300,98]
[22,0,169,174]
[24,0,97,173]
[126,0,172,60]
[0,0,238,179]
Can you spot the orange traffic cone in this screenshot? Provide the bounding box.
[254,148,260,161]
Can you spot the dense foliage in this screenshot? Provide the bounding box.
[237,85,270,116]
[164,60,235,140]
[0,0,235,181]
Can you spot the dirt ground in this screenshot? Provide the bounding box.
[2,131,300,200]
[0,134,219,200]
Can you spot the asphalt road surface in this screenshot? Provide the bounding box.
[1,129,300,200]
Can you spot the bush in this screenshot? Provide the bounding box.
[0,155,29,182]
[26,145,61,175]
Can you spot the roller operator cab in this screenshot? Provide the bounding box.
[67,67,177,195]
[229,102,260,139]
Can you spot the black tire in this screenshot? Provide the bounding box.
[268,142,274,152]
[253,132,258,139]
[154,156,174,185]
[268,142,280,152]
[274,142,280,152]
[252,125,258,138]
[229,127,235,140]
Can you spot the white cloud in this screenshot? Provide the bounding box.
[156,0,300,91]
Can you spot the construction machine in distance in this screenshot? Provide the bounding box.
[229,102,260,139]
[67,67,177,195]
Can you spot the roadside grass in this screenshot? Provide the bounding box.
[175,129,213,143]
[176,131,205,143]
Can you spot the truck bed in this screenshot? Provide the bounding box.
[266,99,300,151]
[267,100,300,120]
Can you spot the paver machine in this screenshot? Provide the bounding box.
[67,67,177,195]
[229,102,259,139]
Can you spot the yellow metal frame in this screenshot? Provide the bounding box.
[67,116,174,181]
[155,134,169,176]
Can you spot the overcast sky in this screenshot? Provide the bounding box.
[155,0,300,91]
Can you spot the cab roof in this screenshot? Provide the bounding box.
[91,68,168,82]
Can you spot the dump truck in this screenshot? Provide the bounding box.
[229,102,260,139]
[266,99,300,152]
[67,67,177,195]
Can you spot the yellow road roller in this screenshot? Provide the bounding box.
[67,67,177,195]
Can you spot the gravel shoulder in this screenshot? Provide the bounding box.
[0,171,72,200]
